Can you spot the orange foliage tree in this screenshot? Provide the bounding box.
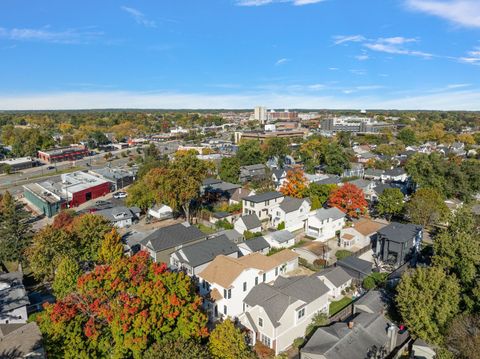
[279,166,308,198]
[328,183,368,218]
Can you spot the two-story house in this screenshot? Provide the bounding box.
[240,274,330,356]
[381,167,408,182]
[305,207,346,242]
[197,250,299,321]
[242,191,285,221]
[269,197,311,232]
[316,267,352,299]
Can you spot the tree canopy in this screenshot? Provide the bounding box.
[279,166,308,198]
[328,183,368,218]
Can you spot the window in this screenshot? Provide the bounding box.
[224,288,231,299]
[243,282,247,292]
[258,317,263,327]
[228,289,232,299]
[265,200,270,206]
[224,305,227,315]
[297,308,305,320]
[224,289,227,298]
[255,277,259,285]
[275,267,278,276]
[261,334,271,348]
[263,273,266,282]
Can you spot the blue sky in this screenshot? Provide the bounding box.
[0,0,479,110]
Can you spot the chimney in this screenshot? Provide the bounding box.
[387,324,397,352]
[348,321,354,329]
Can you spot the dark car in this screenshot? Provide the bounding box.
[47,166,55,170]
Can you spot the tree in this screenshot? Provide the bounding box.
[324,143,350,175]
[406,188,449,228]
[52,257,80,299]
[397,127,417,146]
[219,157,240,184]
[52,210,76,231]
[328,183,368,218]
[336,131,352,148]
[279,166,308,198]
[126,168,163,211]
[237,140,265,166]
[144,339,211,359]
[264,137,289,165]
[70,214,112,262]
[445,314,480,359]
[376,188,404,220]
[208,319,252,359]
[306,183,337,210]
[299,137,328,172]
[98,229,124,264]
[37,252,208,358]
[0,191,32,265]
[396,266,460,345]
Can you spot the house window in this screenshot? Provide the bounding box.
[297,308,305,320]
[224,305,227,315]
[261,334,271,348]
[228,289,232,299]
[243,282,247,292]
[255,277,258,285]
[224,289,227,298]
[263,273,266,282]
[258,317,263,327]
[275,267,278,276]
[265,200,270,206]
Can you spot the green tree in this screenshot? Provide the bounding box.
[264,137,289,165]
[0,191,32,265]
[376,188,404,220]
[324,143,350,175]
[336,131,352,148]
[70,214,112,261]
[397,127,417,146]
[406,188,449,228]
[306,183,337,210]
[144,339,211,359]
[237,140,265,166]
[396,266,460,345]
[299,137,328,172]
[52,257,80,299]
[98,229,124,264]
[219,157,240,184]
[208,319,252,359]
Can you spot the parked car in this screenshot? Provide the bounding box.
[47,166,55,170]
[113,192,128,199]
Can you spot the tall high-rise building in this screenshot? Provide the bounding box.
[254,106,267,124]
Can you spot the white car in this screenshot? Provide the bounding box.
[113,192,128,199]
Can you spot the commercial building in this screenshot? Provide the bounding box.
[320,117,393,134]
[0,157,38,172]
[234,130,307,144]
[89,167,136,190]
[254,106,267,124]
[267,109,299,121]
[37,145,90,163]
[23,182,64,217]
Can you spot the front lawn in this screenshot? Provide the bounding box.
[196,223,217,235]
[329,296,353,316]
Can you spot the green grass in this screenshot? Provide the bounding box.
[329,296,353,316]
[335,249,353,260]
[196,223,217,235]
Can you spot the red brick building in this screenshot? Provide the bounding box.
[37,145,90,163]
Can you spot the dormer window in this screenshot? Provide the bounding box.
[297,308,305,320]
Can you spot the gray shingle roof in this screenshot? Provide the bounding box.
[239,214,262,230]
[377,222,422,243]
[267,230,295,244]
[140,223,206,252]
[317,267,352,288]
[95,206,137,222]
[364,169,384,177]
[279,197,306,213]
[215,229,243,243]
[244,275,330,327]
[243,191,284,203]
[173,235,238,268]
[0,322,43,357]
[349,179,372,190]
[313,175,342,185]
[313,207,346,221]
[336,256,373,277]
[243,236,270,252]
[0,272,29,315]
[354,290,386,315]
[383,167,406,176]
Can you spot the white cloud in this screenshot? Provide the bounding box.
[1,89,479,110]
[275,58,290,65]
[405,0,480,28]
[458,47,480,64]
[121,6,156,27]
[333,35,366,45]
[236,0,325,6]
[364,37,433,58]
[0,26,103,44]
[355,54,369,61]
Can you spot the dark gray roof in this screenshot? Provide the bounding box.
[301,312,391,359]
[377,222,422,243]
[383,167,406,176]
[354,290,386,315]
[203,178,222,186]
[313,207,346,221]
[243,191,284,203]
[239,214,262,230]
[215,229,243,243]
[364,168,384,177]
[336,256,373,277]
[173,235,238,268]
[212,211,232,219]
[0,322,43,357]
[267,230,295,244]
[272,168,286,180]
[95,206,137,222]
[349,179,372,190]
[241,164,266,171]
[279,197,306,213]
[244,275,330,327]
[317,267,352,287]
[243,236,270,252]
[0,272,29,315]
[313,175,342,185]
[140,223,206,252]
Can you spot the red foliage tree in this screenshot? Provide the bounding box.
[328,183,368,218]
[37,252,208,358]
[279,166,308,199]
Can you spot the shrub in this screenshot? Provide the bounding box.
[335,250,353,260]
[277,221,285,230]
[362,276,376,290]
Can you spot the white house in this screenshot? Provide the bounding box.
[242,191,285,221]
[238,236,271,255]
[147,204,173,220]
[240,274,330,355]
[269,197,311,232]
[0,272,29,324]
[381,167,408,182]
[316,267,353,299]
[264,230,296,249]
[197,250,299,321]
[234,214,262,234]
[339,218,387,250]
[306,207,346,242]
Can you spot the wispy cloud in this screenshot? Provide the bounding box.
[355,54,369,61]
[0,26,103,44]
[333,35,366,45]
[121,6,156,27]
[458,47,480,64]
[236,0,326,6]
[275,58,290,65]
[405,0,480,28]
